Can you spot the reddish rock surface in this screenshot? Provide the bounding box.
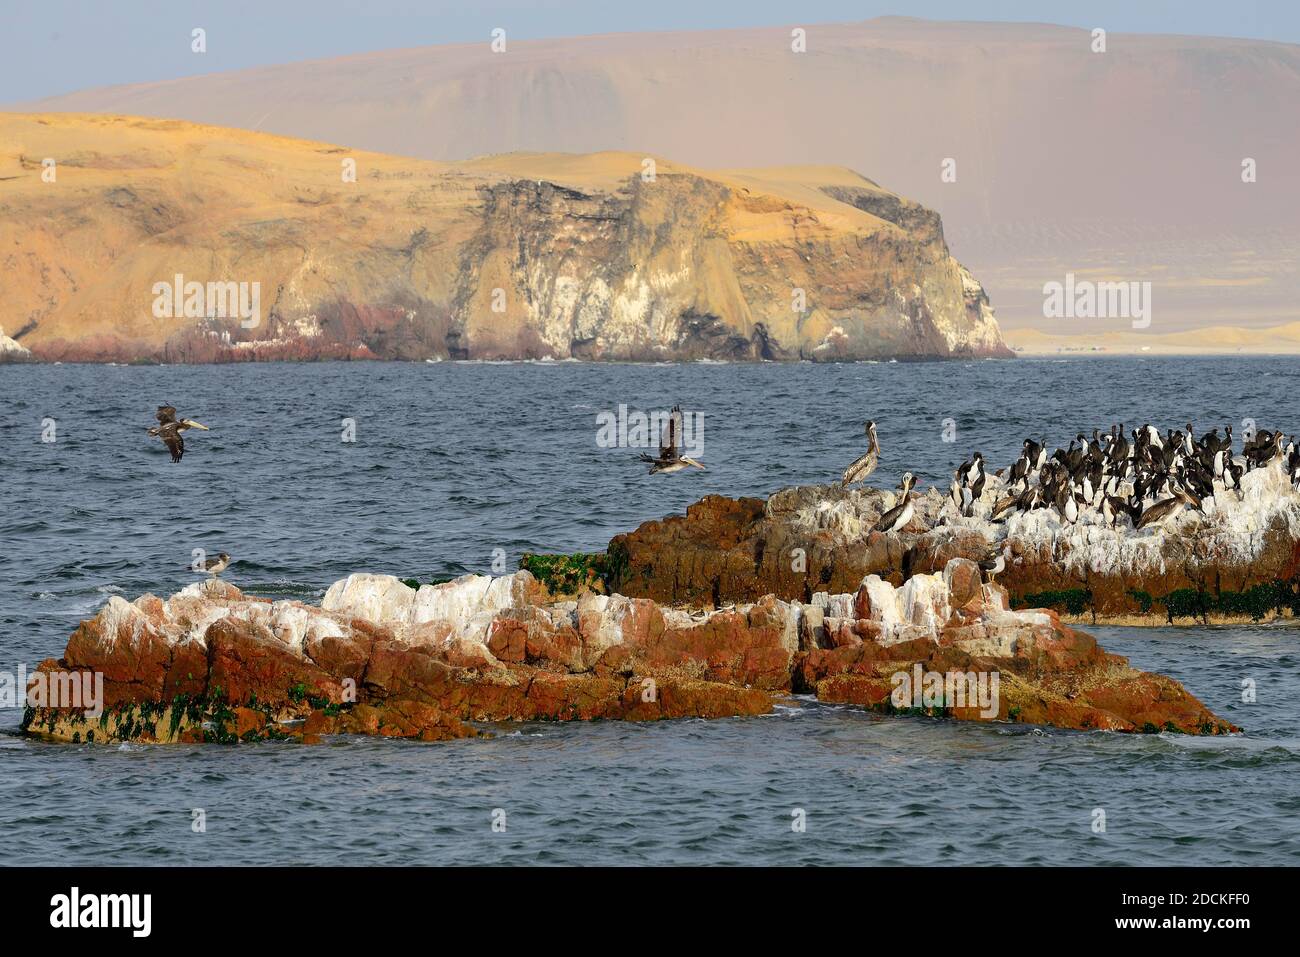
[22,564,1235,745]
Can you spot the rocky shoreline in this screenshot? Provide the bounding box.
[24,555,1235,746]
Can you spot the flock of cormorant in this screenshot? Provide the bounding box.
[841,419,1300,533]
[977,423,1299,529]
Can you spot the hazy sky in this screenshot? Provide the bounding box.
[5,0,1299,103]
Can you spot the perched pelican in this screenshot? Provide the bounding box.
[841,420,879,487]
[148,404,209,462]
[873,482,920,534]
[638,405,704,474]
[191,552,231,576]
[1136,489,1198,530]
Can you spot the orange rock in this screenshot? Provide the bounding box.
[232,707,267,739]
[370,700,479,741]
[162,641,209,700]
[622,676,772,720]
[816,674,893,708]
[519,607,584,671]
[852,582,873,619]
[943,558,983,610]
[206,617,343,707]
[303,709,340,736]
[610,596,795,690]
[63,614,173,706]
[523,672,624,721]
[485,616,527,663]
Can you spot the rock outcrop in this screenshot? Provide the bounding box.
[0,325,33,362]
[609,464,1300,624]
[0,113,1010,363]
[23,564,1234,745]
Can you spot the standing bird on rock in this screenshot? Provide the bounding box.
[978,544,1012,583]
[841,420,880,487]
[638,405,705,474]
[147,404,209,462]
[873,475,921,534]
[1136,488,1200,530]
[190,552,231,576]
[949,452,985,517]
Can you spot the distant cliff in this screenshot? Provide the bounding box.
[0,113,1011,362]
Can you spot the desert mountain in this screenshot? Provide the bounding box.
[19,17,1300,333]
[0,113,1008,362]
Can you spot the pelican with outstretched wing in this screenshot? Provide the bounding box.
[638,405,705,474]
[147,404,210,462]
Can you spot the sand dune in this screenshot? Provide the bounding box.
[1004,321,1300,356]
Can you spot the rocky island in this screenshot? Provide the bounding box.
[0,113,1009,363]
[610,464,1300,624]
[24,555,1235,746]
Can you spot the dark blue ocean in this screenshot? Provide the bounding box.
[1,357,1298,865]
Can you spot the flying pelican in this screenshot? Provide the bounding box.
[841,420,879,487]
[638,405,704,474]
[191,552,231,576]
[148,404,209,462]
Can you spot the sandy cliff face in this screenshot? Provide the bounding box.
[0,113,1010,362]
